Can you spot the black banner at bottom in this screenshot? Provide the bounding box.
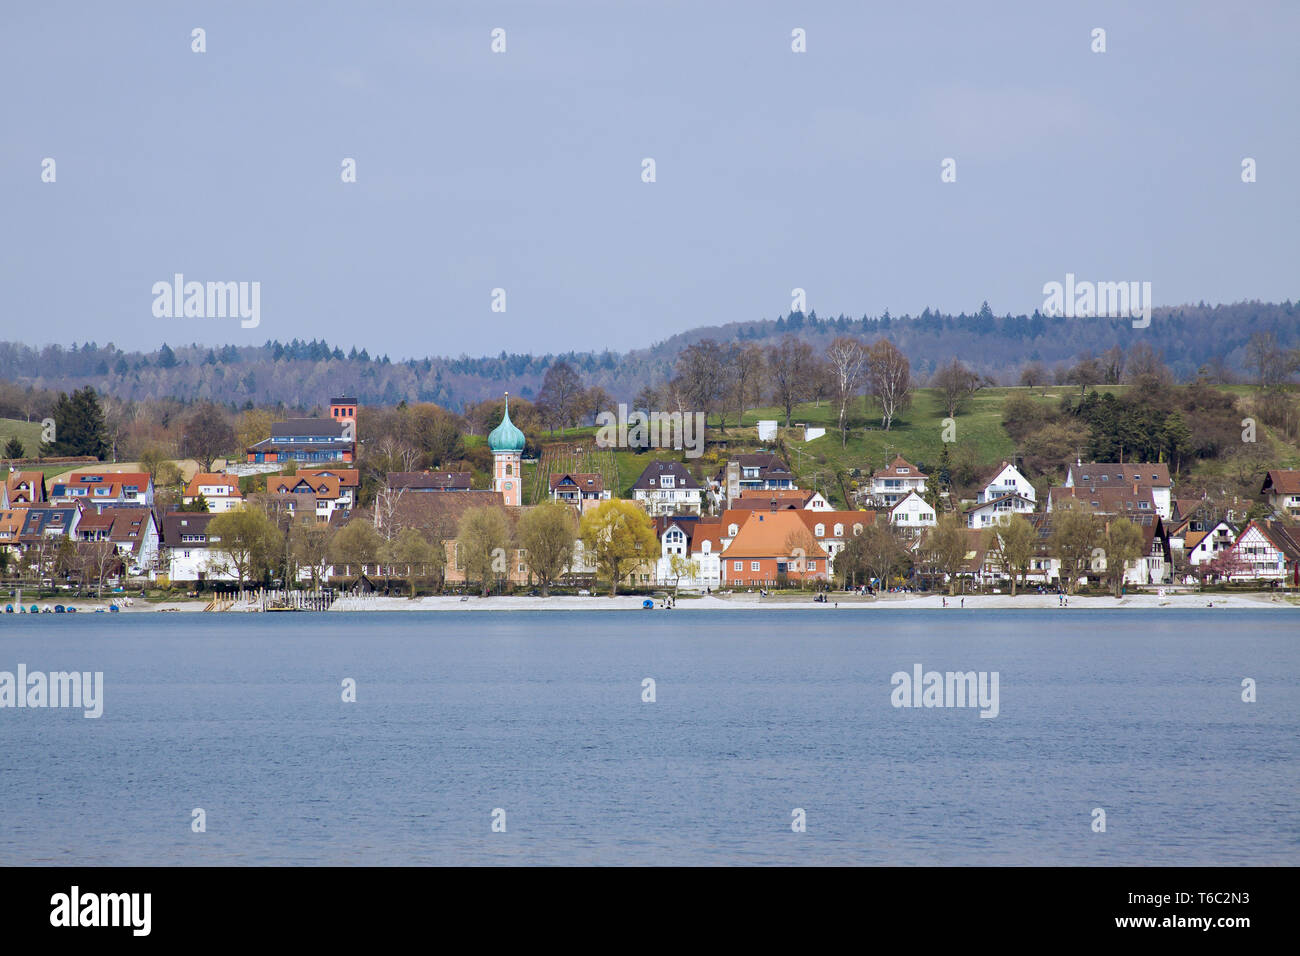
[0,865,1282,942]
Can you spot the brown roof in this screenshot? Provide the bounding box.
[1051,485,1156,515]
[269,474,341,498]
[1068,462,1171,489]
[184,473,241,497]
[161,511,216,546]
[1248,520,1300,561]
[732,489,813,510]
[550,473,604,493]
[298,468,360,488]
[5,471,45,503]
[0,508,29,538]
[722,511,828,560]
[794,510,876,540]
[873,456,928,479]
[106,508,152,546]
[387,471,472,491]
[691,522,725,553]
[376,489,511,540]
[1262,470,1300,496]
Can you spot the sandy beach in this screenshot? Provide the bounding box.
[325,591,1296,612]
[4,592,1290,615]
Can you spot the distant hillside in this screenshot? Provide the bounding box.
[0,300,1295,412]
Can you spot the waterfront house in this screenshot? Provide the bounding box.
[793,509,876,575]
[1223,520,1300,584]
[1064,460,1172,519]
[161,511,237,583]
[1183,519,1238,568]
[719,511,829,586]
[654,516,723,590]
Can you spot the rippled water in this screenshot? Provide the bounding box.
[0,609,1296,865]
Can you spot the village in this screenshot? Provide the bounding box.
[1,388,1298,612]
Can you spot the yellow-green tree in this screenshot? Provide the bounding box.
[330,518,383,578]
[927,513,969,596]
[457,506,511,597]
[208,506,282,587]
[579,500,657,597]
[1049,499,1102,594]
[516,501,577,597]
[993,513,1036,596]
[384,526,444,597]
[1103,516,1146,597]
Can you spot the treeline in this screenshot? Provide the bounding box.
[0,301,1296,410]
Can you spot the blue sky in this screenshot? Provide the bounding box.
[3,1,1296,359]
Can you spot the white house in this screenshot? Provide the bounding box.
[1223,520,1300,583]
[183,473,244,513]
[869,457,928,508]
[889,491,936,535]
[965,493,1036,528]
[632,461,702,517]
[1183,520,1237,567]
[655,520,722,590]
[161,512,238,583]
[978,461,1036,504]
[1261,471,1300,519]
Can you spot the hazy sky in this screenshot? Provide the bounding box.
[3,1,1296,359]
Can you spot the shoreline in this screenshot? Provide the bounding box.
[3,593,1293,615]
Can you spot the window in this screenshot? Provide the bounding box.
[808,560,817,571]
[815,524,825,536]
[751,561,760,571]
[733,561,742,571]
[833,523,843,537]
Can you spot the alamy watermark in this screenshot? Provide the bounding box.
[0,664,103,718]
[595,403,705,459]
[1042,273,1151,329]
[890,663,999,718]
[152,273,260,328]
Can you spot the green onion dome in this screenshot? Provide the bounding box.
[488,393,526,453]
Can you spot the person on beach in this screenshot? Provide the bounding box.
[960,597,964,608]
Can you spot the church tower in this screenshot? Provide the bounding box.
[488,392,525,507]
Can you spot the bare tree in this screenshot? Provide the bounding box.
[731,344,766,428]
[825,337,868,447]
[536,360,585,432]
[765,337,814,427]
[866,339,911,431]
[931,358,982,417]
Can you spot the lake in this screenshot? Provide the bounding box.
[1,609,1296,865]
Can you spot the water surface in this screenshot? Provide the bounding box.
[1,610,1295,865]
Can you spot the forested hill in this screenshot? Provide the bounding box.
[0,300,1294,412]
